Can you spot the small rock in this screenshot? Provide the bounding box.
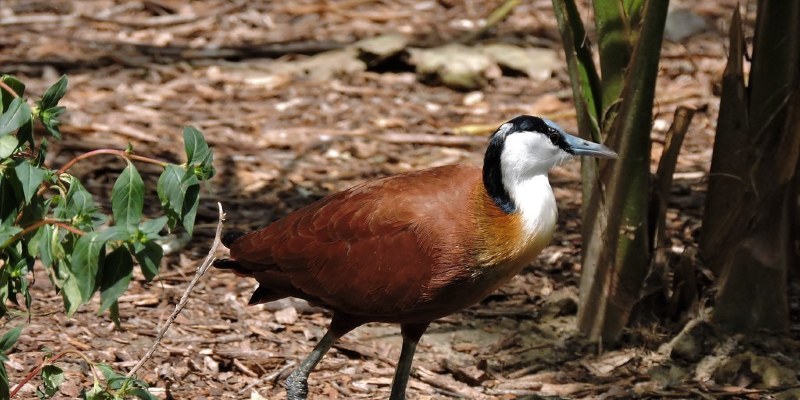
[274,306,298,325]
[665,8,708,42]
[462,91,484,106]
[481,44,559,80]
[355,34,409,66]
[410,44,497,91]
[540,287,578,317]
[204,356,219,374]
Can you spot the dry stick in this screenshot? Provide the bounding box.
[125,202,225,379]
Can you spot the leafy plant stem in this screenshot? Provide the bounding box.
[10,349,98,398]
[56,149,168,175]
[0,219,85,251]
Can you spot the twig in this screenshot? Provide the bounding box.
[0,13,80,26]
[11,350,99,398]
[239,360,297,394]
[81,1,245,28]
[56,149,167,176]
[125,202,226,378]
[0,219,85,251]
[0,81,20,98]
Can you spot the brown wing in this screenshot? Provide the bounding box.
[229,165,481,318]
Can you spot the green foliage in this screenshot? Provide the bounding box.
[0,325,23,399]
[28,357,157,399]
[85,364,157,400]
[37,365,64,398]
[0,74,216,396]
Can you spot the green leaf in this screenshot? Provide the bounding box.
[0,325,22,353]
[1,75,25,111]
[111,162,144,230]
[61,270,82,315]
[16,193,48,227]
[183,127,212,165]
[68,182,95,217]
[83,377,114,400]
[157,161,205,236]
[194,164,215,181]
[157,164,186,229]
[94,364,128,390]
[181,182,199,235]
[109,301,120,329]
[0,225,23,247]
[16,116,34,148]
[133,240,162,281]
[0,175,20,224]
[40,106,65,139]
[37,225,56,268]
[128,388,158,400]
[55,177,96,228]
[40,364,65,397]
[94,364,118,381]
[0,97,33,137]
[14,159,45,203]
[96,226,130,243]
[39,75,68,110]
[69,231,108,302]
[139,216,167,237]
[27,221,46,258]
[99,246,133,314]
[0,134,18,158]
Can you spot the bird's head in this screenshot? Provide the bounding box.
[489,115,617,176]
[483,115,617,213]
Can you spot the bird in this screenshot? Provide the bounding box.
[214,115,617,400]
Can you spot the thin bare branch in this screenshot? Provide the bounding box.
[125,202,226,378]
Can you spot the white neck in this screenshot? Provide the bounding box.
[504,174,557,239]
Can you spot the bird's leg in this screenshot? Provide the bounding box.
[284,315,359,400]
[389,322,430,400]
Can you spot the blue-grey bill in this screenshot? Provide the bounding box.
[563,132,618,159]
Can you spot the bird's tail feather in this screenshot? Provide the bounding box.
[212,258,253,277]
[222,230,245,247]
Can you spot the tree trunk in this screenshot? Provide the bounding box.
[575,0,669,343]
[703,1,800,333]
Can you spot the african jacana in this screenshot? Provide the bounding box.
[215,115,617,399]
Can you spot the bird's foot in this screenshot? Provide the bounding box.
[284,370,309,400]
